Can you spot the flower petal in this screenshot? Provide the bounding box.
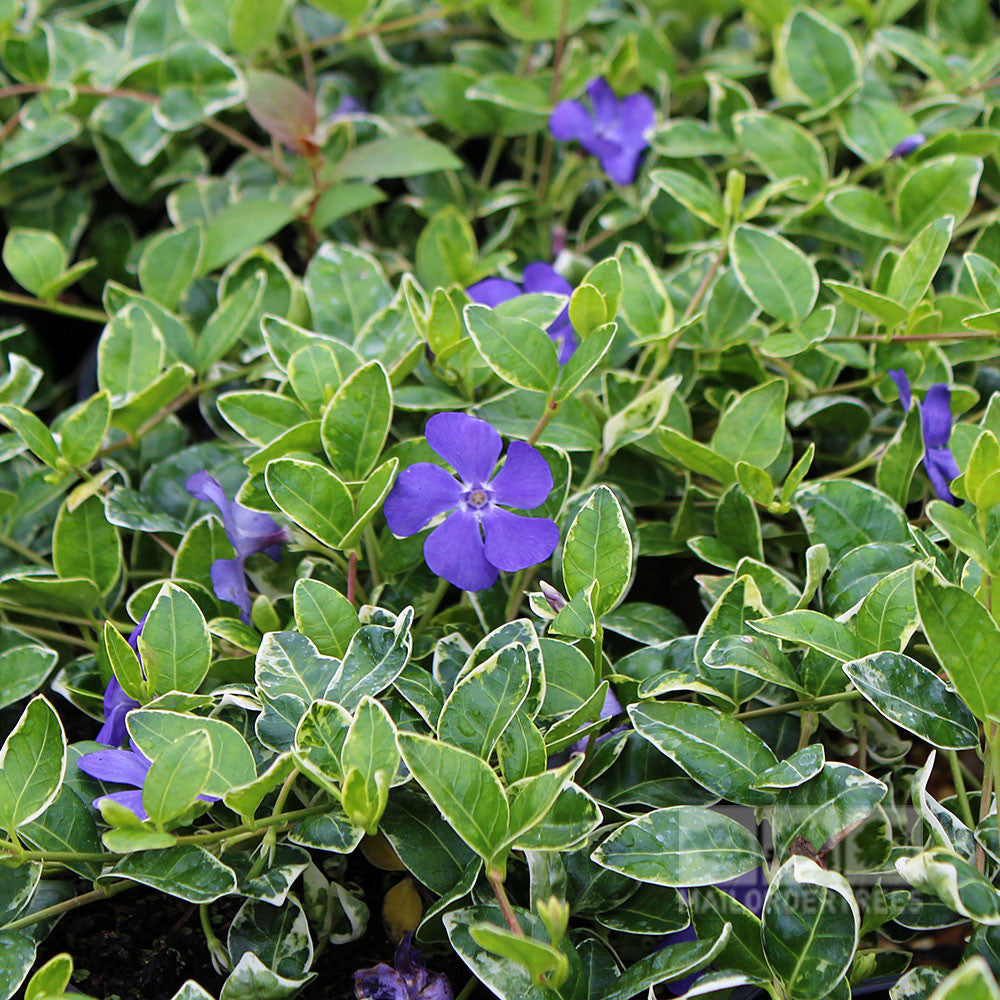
[548,315,577,364]
[549,99,594,142]
[424,510,497,591]
[924,447,961,505]
[619,92,655,142]
[600,144,644,185]
[185,471,232,522]
[97,789,148,821]
[521,261,572,297]
[467,277,521,307]
[921,384,953,448]
[889,368,912,411]
[353,964,409,1000]
[97,678,139,747]
[229,504,287,560]
[488,442,553,510]
[586,78,619,130]
[77,747,150,787]
[383,463,462,536]
[126,611,148,653]
[417,976,454,1000]
[211,557,253,624]
[425,412,502,485]
[481,507,560,572]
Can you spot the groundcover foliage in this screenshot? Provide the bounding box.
[5,0,1000,998]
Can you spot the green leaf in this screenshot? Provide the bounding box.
[0,931,34,1000]
[877,403,923,506]
[794,480,908,563]
[734,111,829,200]
[195,272,264,373]
[138,225,204,310]
[464,303,559,393]
[629,701,778,805]
[105,844,237,902]
[778,8,861,114]
[897,848,1000,925]
[468,923,566,988]
[137,583,212,697]
[730,224,819,322]
[887,216,954,310]
[824,281,909,327]
[59,391,111,467]
[3,228,65,296]
[824,186,898,239]
[128,709,256,798]
[771,763,886,858]
[24,953,73,1000]
[340,696,398,832]
[438,643,530,758]
[712,378,788,469]
[0,640,57,712]
[844,651,979,750]
[304,243,392,337]
[0,696,66,836]
[753,745,825,791]
[896,155,983,238]
[230,0,285,52]
[554,322,616,403]
[592,805,765,886]
[919,958,1000,999]
[292,578,359,658]
[320,360,393,481]
[288,344,340,417]
[0,403,59,468]
[561,485,633,618]
[52,496,121,593]
[397,733,509,867]
[265,458,354,550]
[617,243,673,339]
[690,884,770,981]
[650,168,725,226]
[762,857,859,1000]
[334,135,462,180]
[142,728,213,829]
[97,304,165,401]
[751,609,867,662]
[486,0,590,39]
[154,42,245,131]
[915,572,1000,723]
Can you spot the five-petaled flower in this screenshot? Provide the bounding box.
[890,132,926,159]
[382,413,559,592]
[468,262,577,363]
[76,739,217,822]
[889,369,961,505]
[354,932,453,1000]
[186,471,289,624]
[549,78,655,186]
[96,612,147,747]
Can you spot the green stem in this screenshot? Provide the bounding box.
[0,288,106,323]
[526,397,559,447]
[947,750,976,829]
[478,134,505,189]
[454,979,479,1000]
[177,803,331,847]
[11,623,95,649]
[592,625,604,692]
[0,533,49,566]
[488,869,524,938]
[735,689,862,721]
[413,576,449,640]
[504,569,528,621]
[200,903,231,971]
[3,880,134,932]
[364,523,381,589]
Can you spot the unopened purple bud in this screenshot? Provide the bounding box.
[540,581,566,612]
[890,132,926,159]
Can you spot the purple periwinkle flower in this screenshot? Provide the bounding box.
[889,132,926,159]
[467,261,577,363]
[382,413,559,592]
[96,613,147,747]
[76,739,218,822]
[185,471,288,624]
[549,78,655,186]
[889,369,961,505]
[354,932,453,1000]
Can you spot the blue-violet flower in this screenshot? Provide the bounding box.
[549,78,655,185]
[467,262,577,363]
[354,932,453,1000]
[76,739,218,821]
[889,369,961,504]
[186,471,288,624]
[382,413,559,592]
[96,612,147,747]
[889,133,926,159]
